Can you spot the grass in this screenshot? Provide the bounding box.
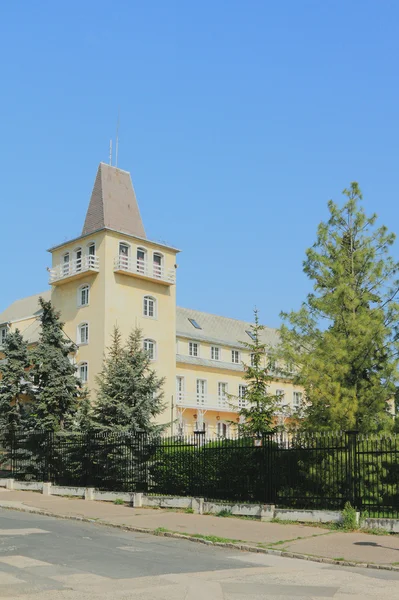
[184,508,194,514]
[113,498,125,505]
[216,509,232,518]
[153,527,244,545]
[333,557,345,561]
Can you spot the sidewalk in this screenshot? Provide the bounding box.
[1,488,399,568]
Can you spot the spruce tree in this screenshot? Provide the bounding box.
[236,309,281,437]
[30,297,80,431]
[0,329,31,430]
[280,183,399,432]
[93,326,165,433]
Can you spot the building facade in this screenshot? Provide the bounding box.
[0,163,303,435]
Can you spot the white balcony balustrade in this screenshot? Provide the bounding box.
[176,393,240,412]
[114,256,175,285]
[49,255,100,285]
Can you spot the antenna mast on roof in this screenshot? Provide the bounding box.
[109,139,112,166]
[115,109,120,168]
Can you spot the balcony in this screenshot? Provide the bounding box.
[49,256,100,285]
[176,393,241,413]
[114,256,175,285]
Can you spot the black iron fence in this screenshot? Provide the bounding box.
[0,430,398,517]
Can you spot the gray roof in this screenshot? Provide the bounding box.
[0,291,51,325]
[82,163,146,239]
[176,354,244,372]
[176,307,280,349]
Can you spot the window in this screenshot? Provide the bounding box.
[217,422,229,438]
[176,376,185,403]
[250,353,255,366]
[293,391,303,410]
[78,284,90,307]
[276,389,285,402]
[211,346,220,360]
[218,382,228,408]
[78,322,89,345]
[196,379,207,405]
[137,247,147,273]
[153,253,163,278]
[0,327,7,345]
[246,329,256,341]
[79,362,88,384]
[119,242,130,268]
[188,318,202,330]
[144,338,156,360]
[268,356,276,372]
[63,252,70,276]
[87,243,96,267]
[75,247,82,272]
[189,342,199,357]
[195,420,207,433]
[238,384,247,408]
[143,295,156,318]
[231,350,240,364]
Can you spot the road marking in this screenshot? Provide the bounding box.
[0,555,52,568]
[0,528,50,536]
[0,572,25,584]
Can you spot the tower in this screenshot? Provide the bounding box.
[48,163,179,427]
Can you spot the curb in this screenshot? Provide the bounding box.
[0,503,398,573]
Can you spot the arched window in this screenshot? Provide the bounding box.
[74,247,82,272]
[137,247,147,274]
[143,295,156,318]
[153,252,163,278]
[78,322,89,345]
[87,242,96,266]
[79,362,88,384]
[143,338,156,360]
[78,284,90,307]
[63,252,70,277]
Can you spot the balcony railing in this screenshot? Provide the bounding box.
[49,255,100,284]
[114,256,175,285]
[176,393,241,412]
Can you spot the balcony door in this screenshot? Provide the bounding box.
[153,253,163,279]
[196,379,207,406]
[119,243,129,269]
[137,248,146,274]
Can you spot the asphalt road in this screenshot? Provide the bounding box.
[0,509,398,599]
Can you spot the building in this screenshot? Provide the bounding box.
[0,163,303,435]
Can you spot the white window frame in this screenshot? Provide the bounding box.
[231,350,240,364]
[144,338,156,360]
[293,391,303,410]
[218,382,228,408]
[63,252,70,276]
[153,252,163,279]
[77,284,90,308]
[87,242,96,256]
[211,346,220,361]
[238,384,247,408]
[74,247,82,272]
[176,376,185,403]
[189,341,199,357]
[137,247,147,274]
[78,361,88,384]
[143,295,157,319]
[0,326,7,345]
[77,322,89,345]
[217,421,230,438]
[196,379,207,406]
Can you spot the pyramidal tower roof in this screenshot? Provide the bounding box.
[82,163,146,238]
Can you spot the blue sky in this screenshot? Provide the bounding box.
[1,1,398,326]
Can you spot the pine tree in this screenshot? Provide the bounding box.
[0,329,31,430]
[279,183,399,433]
[236,309,281,437]
[30,297,80,431]
[93,326,165,433]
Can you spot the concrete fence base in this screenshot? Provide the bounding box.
[1,478,395,529]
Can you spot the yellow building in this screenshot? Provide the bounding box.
[0,162,303,435]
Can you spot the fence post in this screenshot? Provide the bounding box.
[263,433,276,504]
[345,430,359,509]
